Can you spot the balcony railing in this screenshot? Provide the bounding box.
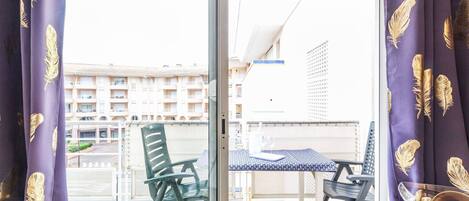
[77,109,96,113]
[75,82,96,89]
[65,120,360,201]
[112,81,127,86]
[65,121,124,200]
[164,95,177,99]
[78,95,96,100]
[111,109,127,113]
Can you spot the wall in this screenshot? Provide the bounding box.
[243,61,304,121]
[276,0,375,145]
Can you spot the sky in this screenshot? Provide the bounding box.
[63,0,300,67]
[64,0,209,66]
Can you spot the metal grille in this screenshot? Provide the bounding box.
[306,41,328,120]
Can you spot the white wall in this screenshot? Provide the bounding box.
[243,62,306,121]
[276,0,375,145]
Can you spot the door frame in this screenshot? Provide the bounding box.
[378,0,389,199]
[209,0,229,200]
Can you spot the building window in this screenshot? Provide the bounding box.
[131,115,138,120]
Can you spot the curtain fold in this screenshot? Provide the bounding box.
[386,0,469,200]
[0,0,67,200]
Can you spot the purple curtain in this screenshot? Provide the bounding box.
[0,0,67,200]
[386,0,469,200]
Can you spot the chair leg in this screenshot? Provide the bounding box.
[156,182,168,201]
[323,195,330,201]
[170,181,184,201]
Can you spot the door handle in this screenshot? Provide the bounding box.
[221,118,226,134]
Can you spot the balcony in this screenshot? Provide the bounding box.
[75,83,96,89]
[161,111,178,116]
[109,95,128,103]
[187,96,203,103]
[110,84,128,90]
[76,96,97,103]
[65,82,74,89]
[65,120,359,201]
[185,82,203,89]
[162,95,177,103]
[185,111,203,117]
[65,112,73,118]
[110,109,128,116]
[110,78,128,89]
[161,84,177,90]
[75,109,97,117]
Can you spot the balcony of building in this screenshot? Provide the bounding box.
[110,103,128,116]
[65,120,361,201]
[162,104,178,116]
[162,90,177,102]
[185,77,204,89]
[64,75,76,88]
[75,102,97,116]
[75,76,96,89]
[76,90,97,103]
[161,77,178,89]
[187,89,204,103]
[186,103,203,117]
[110,77,128,89]
[110,90,128,103]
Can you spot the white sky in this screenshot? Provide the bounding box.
[64,0,208,66]
[63,0,299,67]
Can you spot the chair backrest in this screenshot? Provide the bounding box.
[361,121,375,176]
[141,123,174,198]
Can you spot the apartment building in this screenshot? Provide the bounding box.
[64,63,246,139]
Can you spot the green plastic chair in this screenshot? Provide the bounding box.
[323,121,375,201]
[141,123,208,201]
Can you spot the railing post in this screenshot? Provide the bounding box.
[107,125,111,143]
[95,127,100,144]
[117,121,123,201]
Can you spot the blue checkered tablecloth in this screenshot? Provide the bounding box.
[196,149,337,172]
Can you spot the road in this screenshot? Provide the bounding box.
[67,142,119,168]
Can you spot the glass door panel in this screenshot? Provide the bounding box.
[63,0,227,200]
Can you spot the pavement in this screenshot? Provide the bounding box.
[67,142,119,168]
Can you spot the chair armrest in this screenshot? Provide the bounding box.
[170,158,201,186]
[171,158,198,167]
[333,159,363,166]
[144,173,194,184]
[346,174,374,182]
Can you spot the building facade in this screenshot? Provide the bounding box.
[64,63,246,140]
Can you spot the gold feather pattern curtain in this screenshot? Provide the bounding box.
[386,0,469,200]
[0,0,68,200]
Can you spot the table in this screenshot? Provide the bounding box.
[197,149,336,201]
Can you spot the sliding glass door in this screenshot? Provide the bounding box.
[63,0,228,200]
